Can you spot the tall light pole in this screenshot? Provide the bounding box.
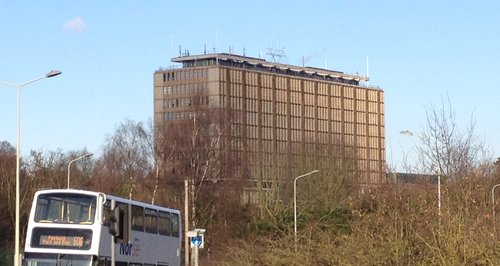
[294,170,319,252]
[400,130,441,219]
[492,184,500,237]
[437,171,441,218]
[67,153,93,189]
[0,70,62,266]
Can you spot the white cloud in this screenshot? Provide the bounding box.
[63,17,86,32]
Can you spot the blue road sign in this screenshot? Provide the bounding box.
[191,236,202,247]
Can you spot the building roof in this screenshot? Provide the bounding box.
[172,53,369,83]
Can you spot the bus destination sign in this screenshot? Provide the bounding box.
[32,228,92,250]
[39,235,84,248]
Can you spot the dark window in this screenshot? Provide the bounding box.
[158,211,172,236]
[145,208,157,234]
[171,212,180,237]
[131,205,144,232]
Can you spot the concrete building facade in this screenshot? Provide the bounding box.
[154,53,386,190]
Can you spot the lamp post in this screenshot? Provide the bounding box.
[492,184,500,237]
[400,130,441,219]
[437,171,441,217]
[67,153,93,189]
[0,70,62,266]
[294,170,319,252]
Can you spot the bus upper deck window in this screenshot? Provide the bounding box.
[34,193,97,224]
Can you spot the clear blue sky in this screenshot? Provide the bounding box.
[1,1,499,170]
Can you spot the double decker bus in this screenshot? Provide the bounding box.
[23,189,182,266]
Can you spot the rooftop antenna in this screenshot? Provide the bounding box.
[215,30,218,54]
[366,56,370,86]
[215,30,219,65]
[204,44,207,55]
[178,45,181,57]
[266,46,287,63]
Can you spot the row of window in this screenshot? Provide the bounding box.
[103,201,180,238]
[226,75,379,98]
[164,98,191,108]
[164,111,194,121]
[240,107,381,125]
[162,69,208,82]
[224,96,382,114]
[163,83,208,95]
[163,97,209,108]
[245,115,379,131]
[241,131,382,147]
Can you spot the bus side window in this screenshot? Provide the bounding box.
[158,211,171,236]
[131,205,144,232]
[145,208,157,234]
[171,213,180,237]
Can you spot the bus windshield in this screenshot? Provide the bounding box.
[24,253,92,266]
[34,193,97,224]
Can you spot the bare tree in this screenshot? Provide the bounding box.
[24,149,67,189]
[0,141,16,247]
[93,119,153,199]
[416,97,491,179]
[157,102,248,248]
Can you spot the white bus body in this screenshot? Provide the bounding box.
[24,189,182,266]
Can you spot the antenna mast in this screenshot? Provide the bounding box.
[366,56,370,87]
[266,46,287,63]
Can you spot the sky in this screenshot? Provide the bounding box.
[1,1,499,170]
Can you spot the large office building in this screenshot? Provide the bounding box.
[154,52,386,190]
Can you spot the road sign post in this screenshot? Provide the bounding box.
[187,229,205,266]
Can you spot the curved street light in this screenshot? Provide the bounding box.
[294,170,319,252]
[67,153,93,189]
[0,70,62,266]
[400,130,441,219]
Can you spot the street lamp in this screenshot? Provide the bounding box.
[0,70,62,266]
[436,169,442,218]
[400,129,441,218]
[294,170,319,252]
[67,153,93,189]
[399,130,414,136]
[492,184,500,237]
